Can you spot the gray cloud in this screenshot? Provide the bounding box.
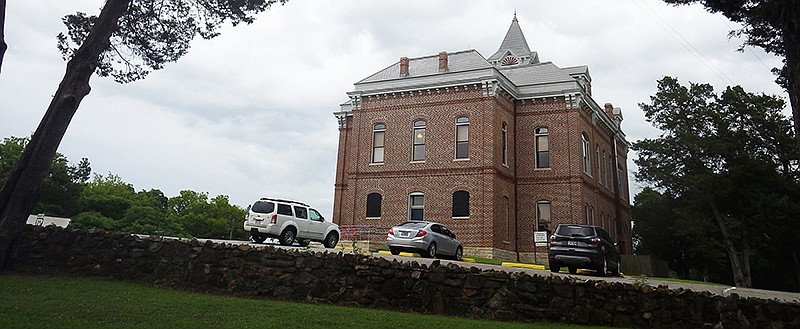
[0,0,788,219]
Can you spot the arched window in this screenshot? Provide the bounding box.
[536,200,551,231]
[455,116,469,159]
[581,133,591,175]
[372,123,385,163]
[412,120,426,161]
[409,192,424,220]
[501,122,508,166]
[366,193,382,218]
[452,191,470,218]
[535,127,549,168]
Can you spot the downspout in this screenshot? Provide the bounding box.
[337,121,349,225]
[513,99,519,262]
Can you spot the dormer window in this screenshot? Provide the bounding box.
[501,55,519,66]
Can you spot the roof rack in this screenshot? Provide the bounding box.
[258,197,310,207]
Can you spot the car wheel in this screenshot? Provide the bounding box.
[389,247,400,255]
[549,261,560,273]
[322,232,339,248]
[597,255,609,277]
[424,243,437,258]
[454,246,463,261]
[278,227,296,246]
[251,234,266,244]
[610,260,621,277]
[297,239,310,247]
[568,266,578,274]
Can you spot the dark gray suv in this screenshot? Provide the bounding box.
[548,224,620,276]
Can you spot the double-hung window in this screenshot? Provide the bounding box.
[412,120,426,161]
[409,193,424,220]
[535,127,549,168]
[372,123,385,163]
[455,116,469,159]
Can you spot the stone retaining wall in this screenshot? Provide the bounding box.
[10,225,800,328]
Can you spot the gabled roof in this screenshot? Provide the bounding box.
[357,50,492,84]
[499,62,575,86]
[350,15,588,99]
[488,14,534,62]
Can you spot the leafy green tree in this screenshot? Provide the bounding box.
[634,76,800,288]
[0,137,26,182]
[167,191,243,239]
[120,205,185,237]
[134,189,169,212]
[209,195,247,240]
[663,0,800,153]
[69,211,117,231]
[70,158,92,184]
[633,187,728,281]
[79,173,135,220]
[32,154,83,217]
[1,136,86,217]
[0,0,286,270]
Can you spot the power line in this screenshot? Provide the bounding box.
[714,14,775,72]
[634,0,737,86]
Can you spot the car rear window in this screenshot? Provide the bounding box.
[398,221,427,229]
[556,225,594,237]
[251,201,275,214]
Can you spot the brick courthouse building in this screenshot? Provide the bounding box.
[333,15,632,261]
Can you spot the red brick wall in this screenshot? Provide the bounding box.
[332,83,632,258]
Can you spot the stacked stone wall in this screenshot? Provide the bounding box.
[11,225,800,329]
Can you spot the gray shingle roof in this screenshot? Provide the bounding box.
[357,50,492,84]
[488,15,532,62]
[562,65,588,76]
[351,15,587,98]
[499,62,576,86]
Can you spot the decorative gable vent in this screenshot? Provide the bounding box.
[501,55,519,66]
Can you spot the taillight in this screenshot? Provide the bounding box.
[270,215,277,224]
[589,237,601,245]
[415,230,427,237]
[388,228,395,236]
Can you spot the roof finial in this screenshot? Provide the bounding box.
[513,8,517,22]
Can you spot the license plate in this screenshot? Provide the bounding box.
[400,232,410,238]
[567,241,578,246]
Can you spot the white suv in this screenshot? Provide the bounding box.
[243,198,339,248]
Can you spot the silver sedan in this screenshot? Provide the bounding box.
[387,221,463,261]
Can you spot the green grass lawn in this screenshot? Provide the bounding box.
[0,274,618,329]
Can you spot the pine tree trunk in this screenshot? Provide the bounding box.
[0,0,8,74]
[0,0,130,271]
[782,3,800,154]
[710,201,751,287]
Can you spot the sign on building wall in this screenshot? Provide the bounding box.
[534,231,548,247]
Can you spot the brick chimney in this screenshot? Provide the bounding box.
[438,51,448,72]
[399,57,409,77]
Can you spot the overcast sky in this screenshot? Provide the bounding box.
[0,1,787,220]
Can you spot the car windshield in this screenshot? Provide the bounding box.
[251,201,274,214]
[556,225,594,237]
[398,221,427,229]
